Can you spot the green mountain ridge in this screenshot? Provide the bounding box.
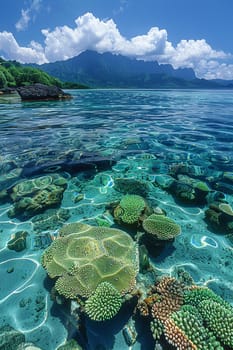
[31,50,233,89]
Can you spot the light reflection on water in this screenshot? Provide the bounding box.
[0,89,233,174]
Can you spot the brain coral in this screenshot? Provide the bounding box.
[41,223,138,299]
[114,194,146,225]
[142,214,181,240]
[85,281,122,321]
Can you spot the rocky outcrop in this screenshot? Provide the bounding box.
[17,83,72,101]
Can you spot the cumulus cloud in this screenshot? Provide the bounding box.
[164,39,230,78]
[0,12,233,79]
[0,31,47,64]
[41,12,172,62]
[16,0,42,31]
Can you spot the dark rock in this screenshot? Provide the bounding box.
[21,155,116,177]
[17,83,72,101]
[0,87,16,94]
[7,231,28,252]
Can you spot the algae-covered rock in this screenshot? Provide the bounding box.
[8,174,67,218]
[7,231,28,252]
[205,201,233,232]
[32,208,70,232]
[41,223,138,299]
[114,177,150,196]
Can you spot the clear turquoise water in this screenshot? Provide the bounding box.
[0,89,233,349]
[1,89,233,168]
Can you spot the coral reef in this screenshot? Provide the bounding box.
[8,173,67,218]
[164,309,223,349]
[150,277,184,322]
[137,276,233,349]
[0,325,25,350]
[142,214,181,241]
[113,194,147,225]
[85,281,122,321]
[57,339,83,350]
[41,223,138,299]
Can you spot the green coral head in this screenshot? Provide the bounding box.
[41,223,138,299]
[142,214,181,240]
[116,194,146,224]
[85,281,122,321]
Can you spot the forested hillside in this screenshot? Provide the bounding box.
[0,57,62,88]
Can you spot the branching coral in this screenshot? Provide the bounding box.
[165,309,223,350]
[114,194,146,225]
[142,214,181,241]
[199,300,233,347]
[151,277,184,322]
[85,281,122,321]
[138,276,232,349]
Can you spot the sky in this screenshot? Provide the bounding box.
[1,0,233,80]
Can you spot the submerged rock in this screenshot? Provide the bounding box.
[0,324,25,350]
[17,83,72,101]
[205,201,233,233]
[114,177,150,196]
[32,208,70,232]
[7,230,28,252]
[8,173,67,219]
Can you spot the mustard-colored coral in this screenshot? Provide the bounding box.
[41,223,138,299]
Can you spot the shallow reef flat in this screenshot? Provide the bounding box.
[0,89,233,350]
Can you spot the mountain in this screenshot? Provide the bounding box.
[32,50,228,89]
[211,79,233,88]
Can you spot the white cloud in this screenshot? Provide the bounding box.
[16,0,42,31]
[1,12,233,79]
[0,31,47,64]
[15,9,30,31]
[41,13,171,62]
[163,39,230,79]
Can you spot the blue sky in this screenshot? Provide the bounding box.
[1,0,233,79]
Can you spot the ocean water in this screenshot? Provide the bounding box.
[0,89,233,349]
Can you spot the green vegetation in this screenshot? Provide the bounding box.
[0,57,61,88]
[0,57,89,89]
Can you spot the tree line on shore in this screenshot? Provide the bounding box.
[0,57,88,90]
